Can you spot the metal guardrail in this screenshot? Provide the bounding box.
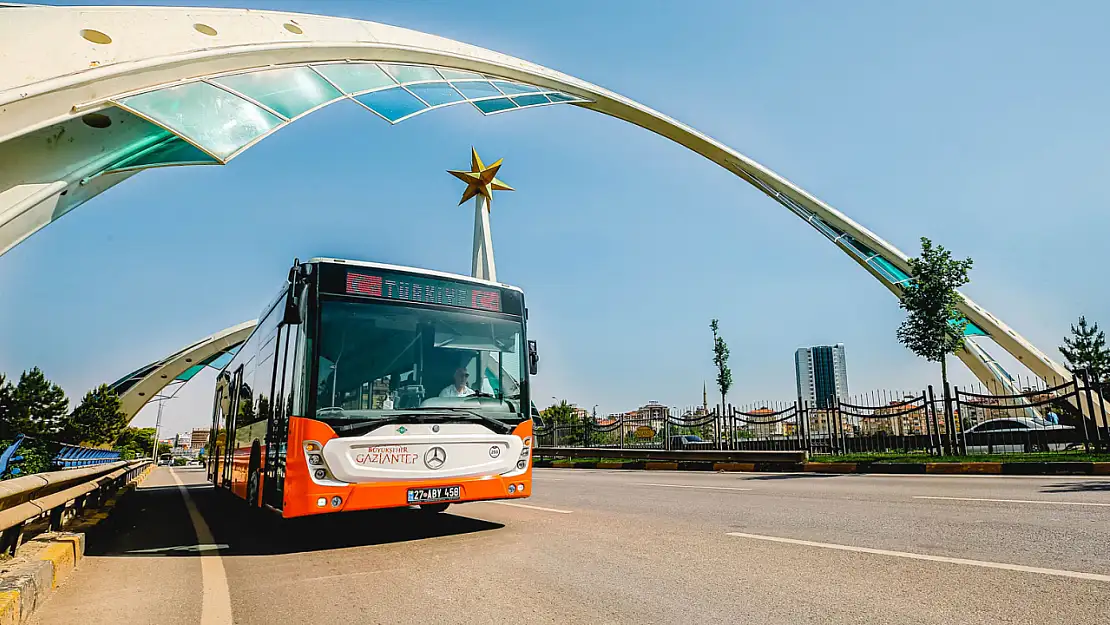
[0,459,150,556]
[533,447,807,464]
[53,443,121,469]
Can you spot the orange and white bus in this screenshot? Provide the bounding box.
[207,258,539,517]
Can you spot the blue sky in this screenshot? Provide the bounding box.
[3,0,1109,436]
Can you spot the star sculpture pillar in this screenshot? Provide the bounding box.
[448,148,513,281]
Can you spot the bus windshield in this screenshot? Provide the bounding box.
[314,299,526,434]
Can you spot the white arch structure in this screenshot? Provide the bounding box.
[108,319,256,421]
[0,4,1097,419]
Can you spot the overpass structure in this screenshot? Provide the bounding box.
[0,4,1095,415]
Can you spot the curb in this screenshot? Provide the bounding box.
[0,463,153,624]
[534,458,1110,476]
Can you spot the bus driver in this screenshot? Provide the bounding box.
[439,367,476,398]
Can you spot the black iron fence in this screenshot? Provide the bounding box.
[536,373,1109,458]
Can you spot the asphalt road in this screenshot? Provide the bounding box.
[29,467,1110,625]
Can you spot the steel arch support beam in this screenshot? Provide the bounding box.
[114,320,256,421]
[0,5,1081,406]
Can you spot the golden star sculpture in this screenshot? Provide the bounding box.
[447,147,514,206]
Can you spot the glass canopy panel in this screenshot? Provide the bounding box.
[405,82,466,107]
[204,350,237,371]
[355,87,428,122]
[437,68,483,81]
[212,67,343,119]
[960,320,989,336]
[380,64,441,84]
[117,82,282,160]
[312,63,395,95]
[176,364,206,382]
[871,256,911,282]
[452,81,503,100]
[510,94,551,107]
[474,97,518,114]
[545,92,580,103]
[104,134,219,173]
[492,80,542,95]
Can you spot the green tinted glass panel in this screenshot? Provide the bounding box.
[205,351,236,370]
[312,63,394,94]
[118,82,282,159]
[380,64,441,84]
[176,364,205,381]
[545,92,579,103]
[452,81,502,100]
[492,81,541,95]
[213,67,342,119]
[510,94,551,107]
[406,83,465,106]
[438,68,483,81]
[355,87,427,122]
[474,97,518,114]
[871,256,910,282]
[957,320,989,336]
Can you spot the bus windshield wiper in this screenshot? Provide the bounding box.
[329,411,512,436]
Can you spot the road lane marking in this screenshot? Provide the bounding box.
[638,482,752,492]
[726,532,1110,583]
[913,495,1110,507]
[484,501,573,514]
[171,471,233,625]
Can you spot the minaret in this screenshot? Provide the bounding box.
[703,382,708,413]
[448,147,514,281]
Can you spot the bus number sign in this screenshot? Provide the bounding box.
[346,271,502,313]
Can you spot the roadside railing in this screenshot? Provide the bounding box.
[533,447,806,465]
[0,459,150,556]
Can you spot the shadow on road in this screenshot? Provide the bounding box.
[1039,481,1110,493]
[86,477,504,558]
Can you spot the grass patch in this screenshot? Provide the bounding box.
[813,452,1110,464]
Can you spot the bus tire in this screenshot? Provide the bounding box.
[247,444,262,508]
[420,503,450,514]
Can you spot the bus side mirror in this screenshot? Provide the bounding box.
[532,414,546,430]
[283,258,304,325]
[528,340,539,375]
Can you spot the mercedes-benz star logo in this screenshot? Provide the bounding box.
[424,446,447,470]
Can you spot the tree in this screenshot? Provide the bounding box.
[1059,316,1110,384]
[10,368,68,436]
[896,237,974,394]
[115,426,156,459]
[542,400,585,445]
[710,319,732,413]
[0,375,14,439]
[61,384,128,446]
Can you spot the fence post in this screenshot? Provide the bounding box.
[714,405,721,450]
[924,388,937,456]
[1079,371,1095,453]
[619,415,625,449]
[952,386,968,456]
[928,385,947,455]
[0,522,24,556]
[942,383,958,456]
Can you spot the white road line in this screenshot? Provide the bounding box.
[171,471,233,625]
[484,501,573,514]
[637,482,753,492]
[913,495,1110,507]
[726,532,1110,583]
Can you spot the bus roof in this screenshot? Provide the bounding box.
[308,257,523,293]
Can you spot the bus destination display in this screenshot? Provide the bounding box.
[345,271,502,312]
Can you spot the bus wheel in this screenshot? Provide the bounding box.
[420,503,450,514]
[247,465,261,508]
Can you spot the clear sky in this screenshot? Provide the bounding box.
[3,0,1109,437]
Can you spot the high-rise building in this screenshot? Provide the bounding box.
[191,428,211,452]
[795,344,849,409]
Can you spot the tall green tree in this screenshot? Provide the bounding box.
[116,426,157,459]
[710,319,732,413]
[896,237,974,393]
[0,374,14,439]
[61,384,128,446]
[1059,316,1110,384]
[10,368,68,436]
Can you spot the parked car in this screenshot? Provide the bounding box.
[963,417,1075,453]
[669,434,714,450]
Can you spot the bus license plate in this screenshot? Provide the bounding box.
[407,486,461,503]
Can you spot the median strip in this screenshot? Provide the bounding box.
[725,532,1110,583]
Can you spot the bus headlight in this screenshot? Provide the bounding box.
[308,454,323,466]
[516,459,528,470]
[314,469,327,479]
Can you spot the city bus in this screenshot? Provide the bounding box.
[207,258,539,517]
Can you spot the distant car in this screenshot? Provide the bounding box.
[963,417,1075,453]
[670,434,713,450]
